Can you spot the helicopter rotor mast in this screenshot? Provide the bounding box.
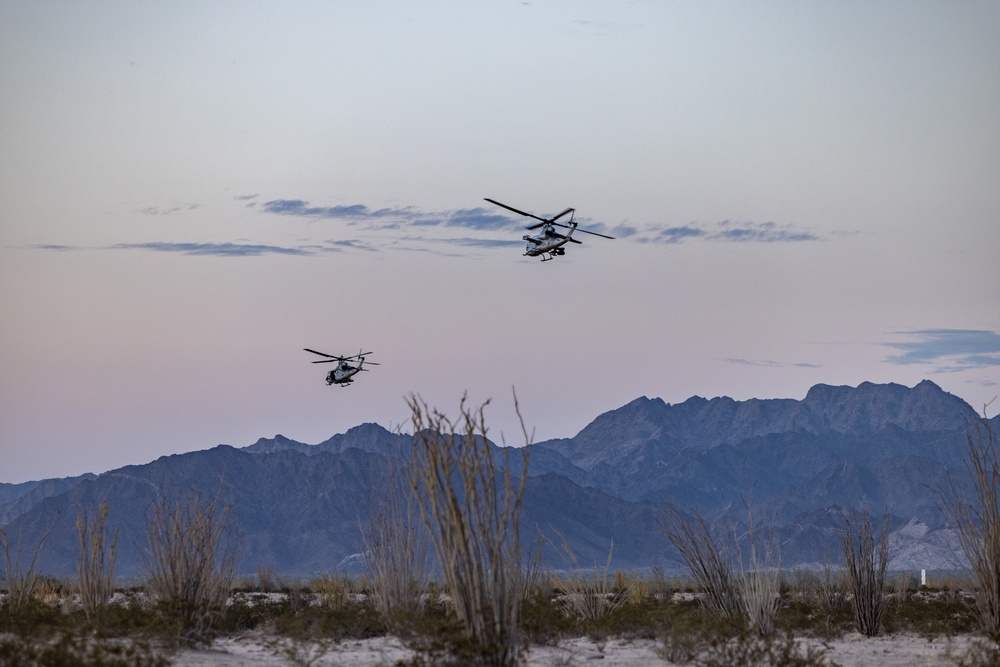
[484,198,614,240]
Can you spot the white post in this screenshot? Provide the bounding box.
[921,569,927,587]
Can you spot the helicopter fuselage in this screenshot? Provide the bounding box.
[326,361,360,385]
[523,224,573,261]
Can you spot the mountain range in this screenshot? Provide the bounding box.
[1,380,992,578]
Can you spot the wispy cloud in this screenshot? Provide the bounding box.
[261,199,519,232]
[638,220,818,244]
[136,203,200,216]
[260,197,820,245]
[724,357,821,368]
[884,329,1000,372]
[109,242,310,257]
[28,244,79,251]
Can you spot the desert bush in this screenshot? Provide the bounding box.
[76,499,118,623]
[694,629,839,667]
[952,636,1000,667]
[406,392,532,667]
[548,537,628,622]
[315,566,351,611]
[736,507,782,637]
[943,414,1000,644]
[787,563,848,637]
[141,490,240,643]
[839,508,890,637]
[0,632,168,667]
[0,522,52,612]
[362,453,431,632]
[662,505,743,622]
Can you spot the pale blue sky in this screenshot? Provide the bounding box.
[2,1,999,483]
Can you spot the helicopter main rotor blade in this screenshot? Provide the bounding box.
[545,222,615,239]
[550,207,574,223]
[304,348,340,359]
[484,198,548,223]
[574,227,615,239]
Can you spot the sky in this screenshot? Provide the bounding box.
[2,1,999,484]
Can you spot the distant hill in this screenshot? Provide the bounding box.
[1,381,989,577]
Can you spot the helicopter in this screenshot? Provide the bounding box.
[484,198,614,261]
[303,349,378,386]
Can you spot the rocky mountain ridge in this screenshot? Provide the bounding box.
[1,381,990,576]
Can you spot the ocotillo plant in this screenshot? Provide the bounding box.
[406,393,531,667]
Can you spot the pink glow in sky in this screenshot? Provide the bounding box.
[2,2,999,483]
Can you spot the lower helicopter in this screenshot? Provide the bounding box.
[484,198,614,261]
[303,349,378,386]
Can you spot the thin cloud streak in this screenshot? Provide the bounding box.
[724,357,821,368]
[109,242,311,257]
[884,329,1000,372]
[260,198,821,244]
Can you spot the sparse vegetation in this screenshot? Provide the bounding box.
[0,571,993,665]
[839,508,891,637]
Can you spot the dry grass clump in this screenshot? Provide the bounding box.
[548,537,630,622]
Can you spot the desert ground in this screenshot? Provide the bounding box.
[171,631,978,666]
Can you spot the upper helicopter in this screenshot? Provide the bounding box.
[303,349,378,386]
[484,198,614,261]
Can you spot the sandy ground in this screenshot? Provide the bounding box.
[172,632,978,666]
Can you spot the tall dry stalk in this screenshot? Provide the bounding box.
[76,499,119,621]
[840,508,890,637]
[406,392,531,667]
[142,490,240,642]
[0,523,52,610]
[943,414,1000,643]
[362,457,431,630]
[735,506,781,637]
[661,505,742,622]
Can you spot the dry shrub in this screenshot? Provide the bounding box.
[548,537,627,621]
[944,414,1000,644]
[362,454,431,631]
[0,523,52,612]
[736,507,782,637]
[315,567,350,610]
[142,490,240,642]
[662,505,742,622]
[840,508,890,637]
[76,499,118,623]
[406,392,532,667]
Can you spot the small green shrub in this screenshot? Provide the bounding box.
[695,629,839,667]
[0,632,168,667]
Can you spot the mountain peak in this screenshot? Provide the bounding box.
[802,380,973,433]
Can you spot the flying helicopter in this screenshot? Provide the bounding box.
[303,349,378,386]
[484,198,614,261]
